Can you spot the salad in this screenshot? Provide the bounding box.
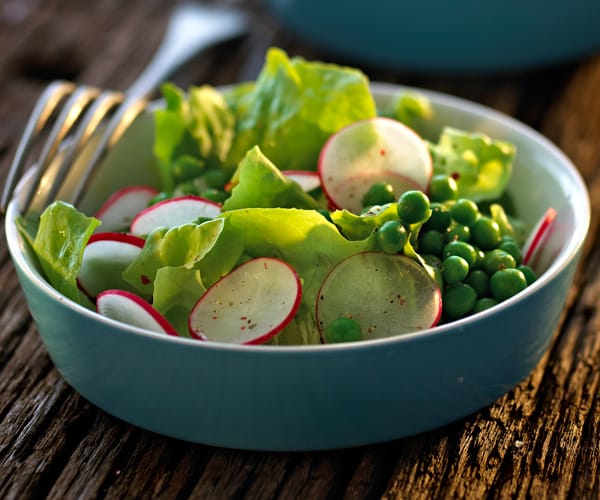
[16,47,554,345]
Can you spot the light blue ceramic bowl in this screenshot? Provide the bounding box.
[265,0,600,73]
[5,83,590,451]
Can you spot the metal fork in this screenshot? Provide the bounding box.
[1,3,248,214]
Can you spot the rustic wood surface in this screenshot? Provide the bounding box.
[0,0,598,498]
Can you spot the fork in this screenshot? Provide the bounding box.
[0,3,248,214]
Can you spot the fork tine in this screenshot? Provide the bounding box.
[19,85,101,214]
[0,81,76,213]
[70,94,148,207]
[41,90,124,209]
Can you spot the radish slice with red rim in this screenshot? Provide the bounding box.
[282,170,321,192]
[130,194,221,236]
[188,257,302,344]
[318,117,432,213]
[94,185,159,232]
[522,207,557,268]
[78,232,146,299]
[97,289,179,336]
[316,252,442,342]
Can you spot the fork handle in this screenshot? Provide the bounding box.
[125,3,248,99]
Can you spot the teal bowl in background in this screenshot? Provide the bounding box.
[5,84,590,451]
[265,0,600,73]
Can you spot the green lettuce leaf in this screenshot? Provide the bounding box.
[222,146,318,211]
[152,266,206,336]
[123,219,225,296]
[380,91,433,129]
[154,83,235,190]
[15,211,40,249]
[225,47,377,171]
[22,201,99,307]
[267,302,320,345]
[429,127,515,202]
[330,203,399,241]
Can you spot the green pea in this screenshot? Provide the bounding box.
[175,181,200,196]
[445,224,471,243]
[473,247,486,270]
[490,268,528,301]
[472,297,498,314]
[362,182,396,207]
[200,188,228,204]
[442,255,470,285]
[397,190,431,224]
[443,283,477,319]
[443,240,478,267]
[424,202,452,231]
[429,175,458,202]
[483,249,516,274]
[517,265,537,285]
[470,216,502,250]
[450,198,479,226]
[204,169,231,189]
[464,270,490,297]
[419,230,445,256]
[498,237,523,265]
[325,317,363,343]
[377,220,408,254]
[173,156,203,183]
[149,192,171,206]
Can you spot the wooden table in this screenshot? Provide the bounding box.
[0,1,598,498]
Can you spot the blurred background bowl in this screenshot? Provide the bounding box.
[264,0,600,74]
[4,83,590,451]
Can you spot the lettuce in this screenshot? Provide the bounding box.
[224,47,377,171]
[222,146,318,211]
[153,83,235,190]
[429,127,515,202]
[380,91,433,128]
[152,266,206,336]
[18,201,99,307]
[122,219,226,297]
[330,203,399,240]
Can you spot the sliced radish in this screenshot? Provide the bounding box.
[78,232,146,299]
[97,289,179,336]
[316,252,442,342]
[188,257,302,344]
[318,117,432,213]
[282,170,321,192]
[130,194,221,236]
[94,185,159,232]
[522,207,557,268]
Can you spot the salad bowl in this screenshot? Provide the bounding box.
[5,82,589,451]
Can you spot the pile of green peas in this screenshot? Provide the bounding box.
[150,164,232,206]
[362,175,537,322]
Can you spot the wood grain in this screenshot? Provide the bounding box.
[0,0,598,498]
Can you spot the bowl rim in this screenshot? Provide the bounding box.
[5,82,591,354]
